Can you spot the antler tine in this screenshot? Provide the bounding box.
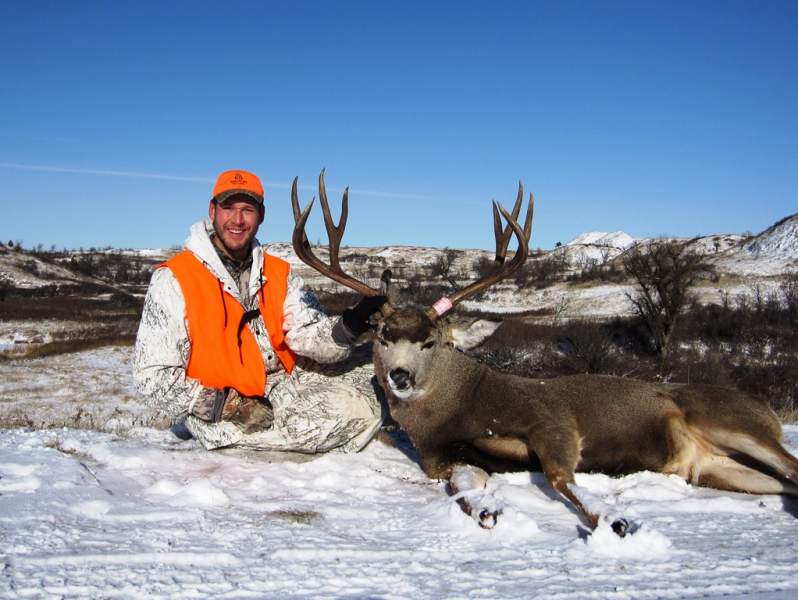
[318,169,348,271]
[427,192,533,321]
[493,181,526,265]
[490,201,529,277]
[291,176,310,247]
[523,191,534,242]
[291,172,381,298]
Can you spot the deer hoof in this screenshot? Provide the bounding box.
[611,518,629,537]
[477,508,500,529]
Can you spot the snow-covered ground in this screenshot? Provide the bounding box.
[2,214,797,597]
[2,347,798,599]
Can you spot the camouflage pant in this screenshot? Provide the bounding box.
[186,361,383,453]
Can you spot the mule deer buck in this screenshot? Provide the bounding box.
[292,170,798,537]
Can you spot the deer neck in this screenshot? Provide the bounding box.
[387,345,492,444]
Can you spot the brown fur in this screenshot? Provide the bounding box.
[374,307,798,534]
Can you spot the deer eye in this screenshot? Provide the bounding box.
[421,340,435,350]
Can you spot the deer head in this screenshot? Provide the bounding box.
[372,308,506,400]
[291,171,533,401]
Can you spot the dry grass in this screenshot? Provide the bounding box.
[0,404,169,433]
[2,292,140,360]
[12,336,135,359]
[776,405,798,423]
[266,509,323,525]
[470,312,798,423]
[0,294,141,321]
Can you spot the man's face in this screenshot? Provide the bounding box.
[208,195,264,258]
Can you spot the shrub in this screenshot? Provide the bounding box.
[556,320,620,374]
[430,248,460,281]
[515,254,567,289]
[623,240,715,364]
[472,255,495,279]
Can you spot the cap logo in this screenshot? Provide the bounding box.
[230,173,247,185]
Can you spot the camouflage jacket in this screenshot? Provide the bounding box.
[133,220,355,431]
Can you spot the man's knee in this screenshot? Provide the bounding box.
[303,386,382,452]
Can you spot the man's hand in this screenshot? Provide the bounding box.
[342,295,389,337]
[222,389,274,433]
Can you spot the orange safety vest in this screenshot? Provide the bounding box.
[163,250,297,396]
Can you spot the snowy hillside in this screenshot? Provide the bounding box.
[567,231,637,249]
[0,246,101,291]
[0,245,168,293]
[743,214,798,259]
[264,241,492,293]
[685,233,746,255]
[714,213,798,276]
[548,231,637,268]
[2,212,796,330]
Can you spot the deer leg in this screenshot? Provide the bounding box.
[545,467,597,528]
[699,428,798,493]
[545,466,635,536]
[449,463,503,529]
[419,448,504,529]
[696,453,798,496]
[534,433,633,537]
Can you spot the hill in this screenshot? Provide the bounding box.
[1,212,796,354]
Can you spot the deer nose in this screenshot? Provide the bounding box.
[389,368,413,390]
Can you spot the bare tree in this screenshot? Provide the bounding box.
[623,240,714,365]
[0,274,9,301]
[782,273,798,323]
[552,294,571,326]
[430,247,460,288]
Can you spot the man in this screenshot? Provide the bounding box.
[134,169,385,452]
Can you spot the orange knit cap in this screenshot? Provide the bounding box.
[212,169,264,205]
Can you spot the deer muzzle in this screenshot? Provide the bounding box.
[388,368,414,392]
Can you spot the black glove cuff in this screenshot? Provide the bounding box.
[332,316,358,345]
[342,307,368,337]
[342,295,388,337]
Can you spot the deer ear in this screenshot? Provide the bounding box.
[449,319,502,350]
[379,269,395,301]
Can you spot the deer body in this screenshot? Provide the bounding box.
[291,172,798,536]
[380,337,792,481]
[373,308,798,533]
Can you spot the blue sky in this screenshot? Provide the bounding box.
[1,1,796,251]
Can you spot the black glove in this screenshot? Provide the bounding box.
[342,295,389,337]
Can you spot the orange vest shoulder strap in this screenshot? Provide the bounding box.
[259,252,296,374]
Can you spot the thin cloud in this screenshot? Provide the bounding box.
[0,162,433,201]
[0,162,213,183]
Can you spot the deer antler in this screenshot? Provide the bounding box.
[427,183,533,320]
[494,182,534,267]
[291,170,382,298]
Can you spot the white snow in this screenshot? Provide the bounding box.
[0,247,85,290]
[2,348,798,598]
[567,231,637,249]
[743,215,798,259]
[2,213,798,597]
[713,215,798,276]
